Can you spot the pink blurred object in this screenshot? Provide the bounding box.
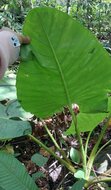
[0,29,20,79]
[72,103,80,115]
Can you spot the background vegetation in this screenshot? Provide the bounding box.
[1,0,111,48]
[1,1,111,190]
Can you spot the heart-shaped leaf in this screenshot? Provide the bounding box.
[17,7,111,119]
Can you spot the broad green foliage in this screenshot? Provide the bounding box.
[0,72,32,140]
[0,187,5,190]
[0,151,39,190]
[108,96,111,111]
[0,102,31,140]
[17,7,111,121]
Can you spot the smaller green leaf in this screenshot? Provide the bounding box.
[65,112,107,135]
[0,118,32,140]
[31,153,48,167]
[70,147,81,164]
[0,104,6,117]
[74,170,85,179]
[32,172,45,181]
[0,100,32,140]
[70,179,85,190]
[6,100,33,119]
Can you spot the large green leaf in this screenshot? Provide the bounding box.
[17,7,111,119]
[108,96,111,111]
[0,151,39,190]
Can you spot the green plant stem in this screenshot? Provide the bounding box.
[86,114,111,180]
[85,131,92,156]
[43,122,72,164]
[84,176,111,189]
[28,134,76,173]
[43,122,61,150]
[51,37,86,174]
[40,20,85,175]
[95,139,111,159]
[71,112,87,174]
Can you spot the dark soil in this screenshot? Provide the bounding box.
[3,108,111,190]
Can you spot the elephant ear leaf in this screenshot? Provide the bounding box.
[17,7,111,118]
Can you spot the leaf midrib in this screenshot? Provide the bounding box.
[37,11,72,108]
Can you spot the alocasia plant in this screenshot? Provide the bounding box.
[14,7,111,189]
[17,7,111,121]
